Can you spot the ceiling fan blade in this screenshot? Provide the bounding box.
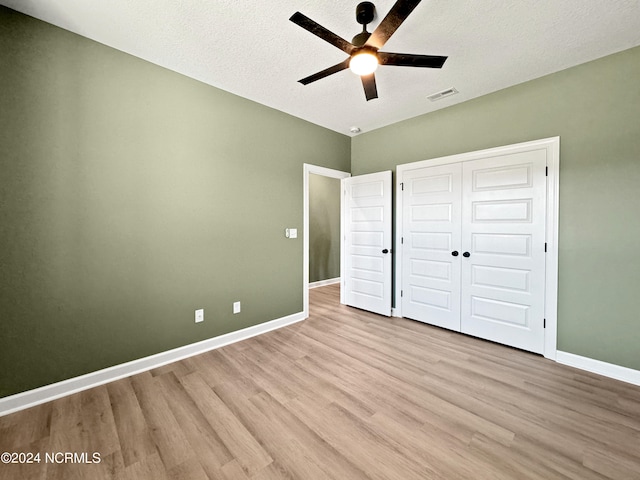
[378,52,447,68]
[290,12,355,55]
[298,59,351,85]
[365,0,422,50]
[361,73,378,101]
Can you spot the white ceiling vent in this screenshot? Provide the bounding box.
[427,87,459,102]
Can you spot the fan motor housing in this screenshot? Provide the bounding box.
[352,31,372,47]
[356,2,375,25]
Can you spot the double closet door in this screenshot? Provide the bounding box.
[401,150,547,353]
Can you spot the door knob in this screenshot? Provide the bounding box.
[451,251,459,256]
[463,251,471,257]
[382,249,389,254]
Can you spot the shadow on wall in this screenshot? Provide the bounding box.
[309,174,341,283]
[311,205,332,280]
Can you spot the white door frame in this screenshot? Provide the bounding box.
[303,164,351,318]
[395,137,560,360]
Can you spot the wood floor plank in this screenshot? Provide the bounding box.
[179,371,273,477]
[248,390,371,480]
[154,371,233,477]
[286,396,440,480]
[166,459,208,480]
[371,409,514,480]
[129,371,195,471]
[582,446,640,479]
[0,435,50,480]
[250,461,297,480]
[78,387,120,456]
[219,459,251,480]
[106,377,157,467]
[116,452,167,480]
[213,379,335,480]
[0,401,51,452]
[420,359,640,462]
[46,385,121,479]
[507,435,610,480]
[188,349,245,388]
[149,356,196,378]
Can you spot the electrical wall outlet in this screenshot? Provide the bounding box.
[233,301,241,314]
[195,309,204,323]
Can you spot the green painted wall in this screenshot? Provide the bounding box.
[2,5,638,399]
[352,46,640,371]
[0,7,350,398]
[309,174,341,283]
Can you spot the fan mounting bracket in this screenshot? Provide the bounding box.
[356,2,375,26]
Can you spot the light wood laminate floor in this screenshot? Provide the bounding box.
[1,284,639,479]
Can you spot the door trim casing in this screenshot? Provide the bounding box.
[395,137,560,360]
[303,164,350,318]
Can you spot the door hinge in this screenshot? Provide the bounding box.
[545,242,547,252]
[401,237,404,244]
[401,182,404,191]
[544,318,546,328]
[545,166,548,176]
[401,290,403,297]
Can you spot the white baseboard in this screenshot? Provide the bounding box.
[309,277,341,289]
[0,311,306,417]
[556,351,640,387]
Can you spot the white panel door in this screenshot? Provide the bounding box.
[401,164,462,330]
[460,151,547,353]
[343,171,392,316]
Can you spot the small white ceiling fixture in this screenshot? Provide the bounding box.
[2,0,639,135]
[427,87,459,102]
[350,126,362,134]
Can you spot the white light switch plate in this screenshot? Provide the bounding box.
[195,309,204,323]
[285,228,298,239]
[233,301,241,314]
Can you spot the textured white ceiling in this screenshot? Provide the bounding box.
[2,0,640,136]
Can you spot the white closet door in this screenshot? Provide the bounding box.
[460,151,547,353]
[401,164,462,330]
[343,171,392,316]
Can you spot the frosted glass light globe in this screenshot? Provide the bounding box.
[349,52,378,76]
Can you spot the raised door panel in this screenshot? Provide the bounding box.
[401,163,462,330]
[460,150,547,353]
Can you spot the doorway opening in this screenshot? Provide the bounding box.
[303,164,350,318]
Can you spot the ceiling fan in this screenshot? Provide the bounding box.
[289,0,448,101]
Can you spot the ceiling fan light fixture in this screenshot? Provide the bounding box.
[349,51,378,76]
[290,1,449,100]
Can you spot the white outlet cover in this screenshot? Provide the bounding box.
[233,301,241,314]
[195,308,204,323]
